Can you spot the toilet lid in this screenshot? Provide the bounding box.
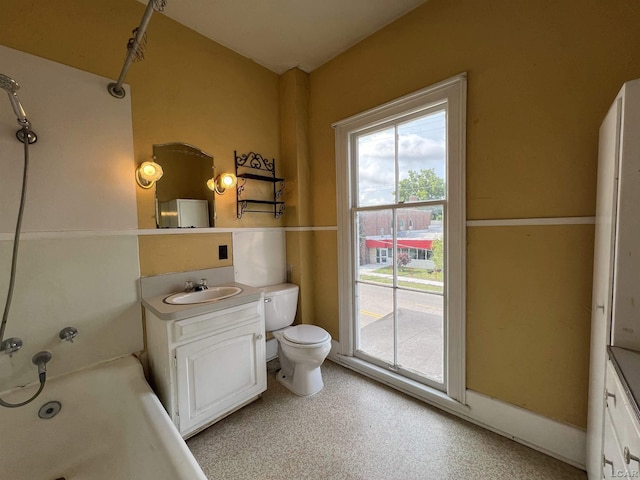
[283,325,330,345]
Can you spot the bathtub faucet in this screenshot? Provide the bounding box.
[1,337,23,357]
[59,326,78,343]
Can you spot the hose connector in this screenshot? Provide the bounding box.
[32,350,53,380]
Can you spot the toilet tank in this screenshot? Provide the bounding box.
[260,283,299,331]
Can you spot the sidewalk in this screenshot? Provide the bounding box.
[358,264,444,287]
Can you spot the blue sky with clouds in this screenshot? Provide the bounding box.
[356,110,446,207]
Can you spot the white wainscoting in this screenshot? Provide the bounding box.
[0,236,142,391]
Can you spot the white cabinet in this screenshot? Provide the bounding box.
[603,410,626,479]
[145,299,266,438]
[603,360,640,479]
[587,79,640,478]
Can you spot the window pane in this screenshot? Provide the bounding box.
[397,110,446,202]
[357,283,394,365]
[356,127,395,207]
[395,204,445,383]
[355,210,394,276]
[394,204,443,280]
[396,288,443,382]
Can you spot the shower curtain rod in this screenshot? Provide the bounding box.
[107,0,166,99]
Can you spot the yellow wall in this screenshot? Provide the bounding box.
[280,69,315,325]
[308,0,640,427]
[138,234,233,277]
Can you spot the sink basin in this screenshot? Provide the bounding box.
[164,286,242,305]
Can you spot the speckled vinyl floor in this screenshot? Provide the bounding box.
[187,360,587,480]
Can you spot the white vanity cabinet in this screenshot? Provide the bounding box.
[603,356,640,479]
[145,299,267,439]
[587,78,640,479]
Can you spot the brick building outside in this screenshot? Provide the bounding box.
[357,208,439,269]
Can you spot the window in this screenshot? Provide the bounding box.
[375,248,388,264]
[334,74,466,404]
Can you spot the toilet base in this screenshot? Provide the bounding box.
[276,364,325,397]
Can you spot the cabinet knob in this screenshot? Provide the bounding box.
[596,303,605,313]
[255,334,263,341]
[624,446,640,465]
[603,455,614,475]
[605,388,616,405]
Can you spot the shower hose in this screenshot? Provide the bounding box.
[0,126,48,408]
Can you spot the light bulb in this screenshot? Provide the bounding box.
[212,173,237,194]
[135,161,164,188]
[138,161,163,182]
[221,173,236,187]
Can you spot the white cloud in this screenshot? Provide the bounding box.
[357,137,445,206]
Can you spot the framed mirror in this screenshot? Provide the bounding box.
[153,143,215,228]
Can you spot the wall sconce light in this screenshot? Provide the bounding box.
[136,160,164,189]
[208,172,237,195]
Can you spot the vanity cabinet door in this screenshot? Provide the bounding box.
[175,320,266,437]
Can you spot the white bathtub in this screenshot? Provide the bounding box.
[0,355,207,480]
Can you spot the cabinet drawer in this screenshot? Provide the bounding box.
[604,409,629,479]
[172,301,262,344]
[606,361,640,477]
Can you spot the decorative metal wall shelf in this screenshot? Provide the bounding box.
[235,151,285,219]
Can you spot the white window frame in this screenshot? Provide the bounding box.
[333,73,467,406]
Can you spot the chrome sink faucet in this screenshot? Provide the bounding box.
[184,279,208,292]
[195,279,208,291]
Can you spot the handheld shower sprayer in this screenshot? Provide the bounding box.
[0,73,37,144]
[0,74,29,125]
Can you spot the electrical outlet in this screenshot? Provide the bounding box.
[219,245,228,260]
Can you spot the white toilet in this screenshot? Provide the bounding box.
[261,283,332,396]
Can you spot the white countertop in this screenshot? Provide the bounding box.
[142,282,263,321]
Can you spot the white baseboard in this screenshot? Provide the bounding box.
[327,340,585,470]
[465,390,585,469]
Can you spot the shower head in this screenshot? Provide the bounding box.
[0,73,30,127]
[0,73,19,93]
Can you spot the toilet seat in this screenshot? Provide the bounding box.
[283,325,330,345]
